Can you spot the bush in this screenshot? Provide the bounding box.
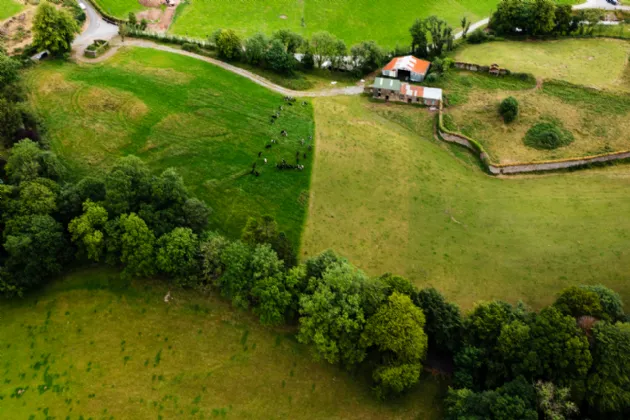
[499,96,519,123]
[425,73,439,83]
[182,43,201,53]
[523,122,574,150]
[467,29,489,44]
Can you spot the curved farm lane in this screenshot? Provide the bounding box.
[77,39,366,97]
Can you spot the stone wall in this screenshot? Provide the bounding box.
[437,116,630,175]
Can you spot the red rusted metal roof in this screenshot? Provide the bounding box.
[383,55,431,75]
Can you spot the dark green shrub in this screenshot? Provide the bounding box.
[182,43,201,53]
[467,29,489,44]
[499,96,519,123]
[523,122,574,150]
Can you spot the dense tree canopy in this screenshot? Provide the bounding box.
[32,1,79,55]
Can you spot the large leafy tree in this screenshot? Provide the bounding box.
[217,240,253,309]
[350,41,385,76]
[310,31,337,68]
[244,33,269,65]
[250,244,290,325]
[5,139,64,184]
[361,292,428,397]
[118,213,156,279]
[215,29,242,60]
[68,200,108,261]
[554,286,604,319]
[17,180,57,215]
[304,249,347,280]
[265,39,295,75]
[156,227,199,286]
[535,381,579,419]
[445,377,538,420]
[0,50,19,89]
[523,307,592,388]
[32,1,79,55]
[3,214,65,295]
[409,19,428,58]
[587,322,630,415]
[104,156,151,216]
[272,29,304,54]
[298,263,368,367]
[581,285,624,321]
[0,98,21,145]
[416,287,463,353]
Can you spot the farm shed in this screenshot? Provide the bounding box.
[369,78,442,106]
[371,77,402,100]
[382,55,431,82]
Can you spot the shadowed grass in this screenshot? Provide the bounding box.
[25,47,315,244]
[0,267,445,419]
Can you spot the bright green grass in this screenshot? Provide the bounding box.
[0,268,445,419]
[91,0,145,18]
[25,47,314,245]
[0,0,24,20]
[303,95,630,311]
[169,0,500,47]
[453,38,630,90]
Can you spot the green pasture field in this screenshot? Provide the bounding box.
[91,0,145,19]
[440,72,630,162]
[25,47,315,245]
[302,95,630,310]
[169,0,500,47]
[0,268,445,419]
[453,38,630,91]
[0,0,24,20]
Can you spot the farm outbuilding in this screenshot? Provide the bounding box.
[382,55,431,82]
[369,77,442,106]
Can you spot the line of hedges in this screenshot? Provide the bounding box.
[127,28,215,50]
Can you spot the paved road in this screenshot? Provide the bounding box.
[574,0,630,10]
[73,0,117,47]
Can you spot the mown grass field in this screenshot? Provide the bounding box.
[0,0,24,20]
[25,47,314,244]
[91,0,145,19]
[440,72,630,162]
[302,95,630,310]
[453,38,630,90]
[0,268,445,419]
[169,0,500,47]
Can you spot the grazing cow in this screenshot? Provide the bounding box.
[264,158,268,164]
[308,145,312,151]
[265,144,272,149]
[252,162,257,169]
[300,139,305,145]
[302,101,307,106]
[303,153,307,159]
[270,119,275,124]
[255,171,260,177]
[296,157,300,164]
[258,151,262,157]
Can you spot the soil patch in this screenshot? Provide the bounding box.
[0,6,35,55]
[135,0,180,32]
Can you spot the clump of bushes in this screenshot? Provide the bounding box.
[499,96,519,123]
[524,122,574,150]
[467,28,489,44]
[182,43,201,53]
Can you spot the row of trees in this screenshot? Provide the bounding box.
[447,285,629,418]
[490,0,604,36]
[211,28,388,76]
[410,16,456,59]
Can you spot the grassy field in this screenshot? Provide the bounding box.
[302,95,630,310]
[453,38,630,90]
[0,268,445,419]
[92,0,146,19]
[0,0,24,20]
[440,72,630,162]
[25,48,315,244]
[169,0,500,47]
